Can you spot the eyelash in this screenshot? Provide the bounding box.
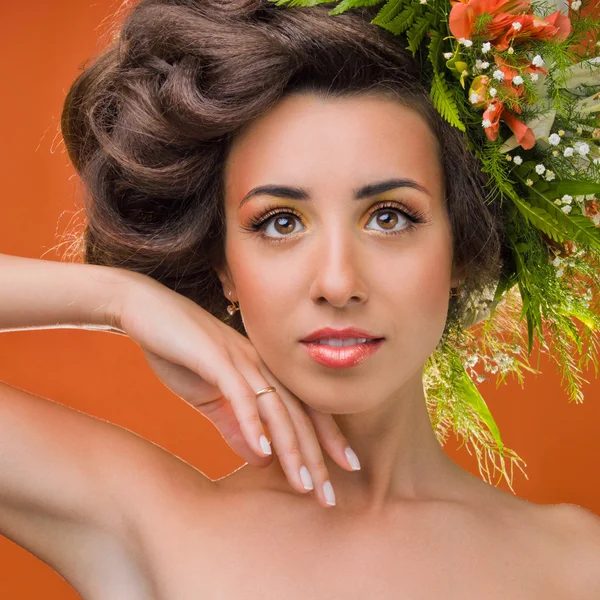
[239,201,428,243]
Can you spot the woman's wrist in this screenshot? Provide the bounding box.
[0,253,141,334]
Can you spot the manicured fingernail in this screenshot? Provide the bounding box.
[323,480,336,506]
[259,434,272,455]
[345,446,361,471]
[299,465,313,490]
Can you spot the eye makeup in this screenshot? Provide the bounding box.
[238,200,430,243]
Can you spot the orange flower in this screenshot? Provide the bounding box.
[482,99,504,141]
[481,99,535,149]
[449,0,571,50]
[493,12,571,50]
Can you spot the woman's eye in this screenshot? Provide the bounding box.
[262,214,304,238]
[365,208,410,233]
[256,205,414,240]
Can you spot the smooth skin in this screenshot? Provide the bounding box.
[1,91,600,598]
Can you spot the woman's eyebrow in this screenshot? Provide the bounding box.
[237,178,432,210]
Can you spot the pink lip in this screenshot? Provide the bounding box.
[300,327,383,343]
[300,339,384,368]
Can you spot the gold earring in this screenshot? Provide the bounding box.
[227,291,240,315]
[449,281,463,298]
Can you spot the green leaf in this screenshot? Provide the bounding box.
[407,13,433,55]
[546,180,600,197]
[328,0,386,16]
[267,0,334,6]
[372,0,406,25]
[455,367,504,449]
[376,5,416,35]
[428,27,443,73]
[430,72,466,132]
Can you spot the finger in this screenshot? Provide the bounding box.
[228,350,320,499]
[214,360,275,461]
[300,401,361,472]
[197,395,273,468]
[255,359,360,473]
[251,365,342,507]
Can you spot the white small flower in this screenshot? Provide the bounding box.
[577,143,590,156]
[489,87,497,97]
[562,195,573,204]
[507,47,515,54]
[571,0,582,9]
[470,93,481,104]
[513,155,523,165]
[482,42,491,53]
[548,133,561,146]
[561,205,572,215]
[493,69,505,81]
[443,52,454,59]
[530,73,539,82]
[556,268,564,277]
[545,170,555,181]
[482,119,493,128]
[552,256,561,266]
[532,55,544,67]
[513,75,524,85]
[535,164,546,174]
[554,199,563,205]
[564,147,574,157]
[512,21,522,31]
[420,0,427,4]
[487,104,497,112]
[459,38,473,47]
[526,178,533,186]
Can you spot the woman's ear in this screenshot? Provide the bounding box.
[213,264,237,302]
[450,263,466,288]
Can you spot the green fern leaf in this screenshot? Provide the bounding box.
[407,13,433,55]
[376,6,416,35]
[267,0,333,6]
[328,0,386,15]
[430,72,466,132]
[428,28,443,73]
[372,0,406,25]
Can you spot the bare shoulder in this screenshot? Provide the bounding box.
[537,502,600,598]
[100,421,221,540]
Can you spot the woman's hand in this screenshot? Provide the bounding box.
[114,275,359,507]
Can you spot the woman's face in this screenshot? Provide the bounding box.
[218,92,460,413]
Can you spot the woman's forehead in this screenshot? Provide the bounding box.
[224,92,443,206]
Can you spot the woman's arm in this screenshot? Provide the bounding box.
[0,253,186,597]
[0,252,134,333]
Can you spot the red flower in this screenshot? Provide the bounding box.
[449,0,571,50]
[493,11,571,50]
[481,99,535,149]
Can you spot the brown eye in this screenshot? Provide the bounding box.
[366,208,409,233]
[264,213,303,238]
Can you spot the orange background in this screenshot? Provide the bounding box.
[0,1,598,598]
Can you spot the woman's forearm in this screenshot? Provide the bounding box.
[0,253,136,334]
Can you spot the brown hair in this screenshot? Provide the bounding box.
[61,0,509,339]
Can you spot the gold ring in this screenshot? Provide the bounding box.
[255,386,276,398]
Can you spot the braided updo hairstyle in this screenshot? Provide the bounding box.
[61,0,510,340]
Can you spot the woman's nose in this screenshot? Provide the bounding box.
[309,228,368,308]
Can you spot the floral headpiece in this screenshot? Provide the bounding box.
[271,0,600,490]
